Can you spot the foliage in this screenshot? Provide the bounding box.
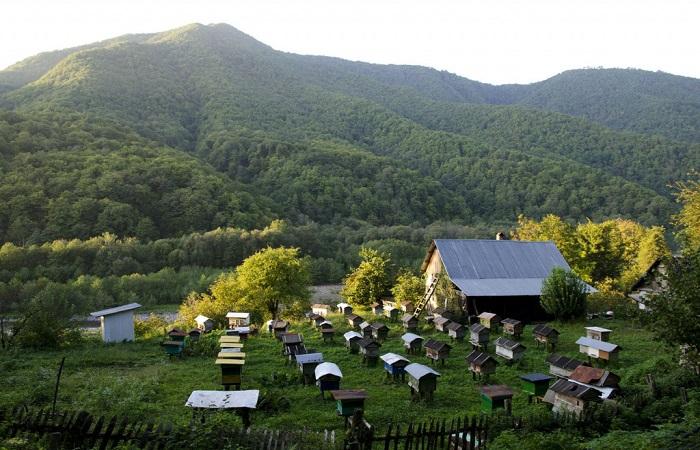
[674,174,700,251]
[390,270,424,305]
[646,251,700,359]
[341,248,390,307]
[540,268,588,320]
[514,215,669,290]
[133,314,168,339]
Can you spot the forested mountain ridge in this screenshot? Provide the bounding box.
[0,23,696,246]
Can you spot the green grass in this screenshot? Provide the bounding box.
[0,311,666,434]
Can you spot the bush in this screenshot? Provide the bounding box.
[540,268,588,320]
[134,314,168,338]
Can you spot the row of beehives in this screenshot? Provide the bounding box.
[161,328,203,357]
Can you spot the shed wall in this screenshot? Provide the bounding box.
[102,311,135,343]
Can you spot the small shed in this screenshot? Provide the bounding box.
[501,319,523,339]
[424,339,452,365]
[469,323,490,350]
[384,306,400,321]
[343,331,363,353]
[519,373,553,401]
[347,314,364,329]
[401,333,424,355]
[358,338,382,366]
[466,350,498,381]
[215,358,245,390]
[195,315,214,332]
[446,322,466,341]
[543,379,601,415]
[434,316,452,333]
[402,314,419,332]
[546,354,586,378]
[478,312,501,330]
[330,390,368,418]
[371,302,384,315]
[90,303,142,343]
[532,324,559,350]
[312,304,332,317]
[296,352,324,385]
[371,322,389,341]
[337,302,353,315]
[380,352,411,381]
[359,321,373,338]
[576,337,620,362]
[405,363,440,401]
[480,385,514,413]
[185,390,258,428]
[494,337,526,363]
[226,312,251,328]
[585,327,612,342]
[315,362,343,398]
[400,301,415,313]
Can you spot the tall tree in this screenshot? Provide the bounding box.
[341,247,390,307]
[674,175,700,252]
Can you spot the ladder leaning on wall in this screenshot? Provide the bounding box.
[412,274,439,319]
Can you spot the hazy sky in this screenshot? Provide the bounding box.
[1,0,698,84]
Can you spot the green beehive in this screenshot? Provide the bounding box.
[480,385,513,413]
[519,373,553,397]
[216,358,244,390]
[330,390,368,417]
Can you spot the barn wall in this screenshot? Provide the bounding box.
[102,311,136,343]
[467,296,550,322]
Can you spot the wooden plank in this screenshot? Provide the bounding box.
[98,416,118,450]
[110,417,130,448]
[87,415,105,449]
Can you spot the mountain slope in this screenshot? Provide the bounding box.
[0,23,692,244]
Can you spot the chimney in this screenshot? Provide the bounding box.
[495,232,507,241]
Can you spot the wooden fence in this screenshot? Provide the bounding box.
[346,412,498,449]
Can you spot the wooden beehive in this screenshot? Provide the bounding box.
[371,322,389,341]
[330,390,368,417]
[405,363,440,401]
[494,337,526,363]
[424,338,452,365]
[315,362,343,398]
[359,321,373,338]
[347,314,364,329]
[358,337,382,366]
[533,324,560,350]
[477,312,501,330]
[446,322,466,340]
[434,317,452,333]
[585,327,612,342]
[215,358,244,390]
[343,331,363,353]
[466,350,498,381]
[469,323,490,349]
[296,352,324,385]
[380,352,411,381]
[501,318,523,338]
[401,333,424,355]
[519,373,553,400]
[402,314,419,332]
[480,385,513,413]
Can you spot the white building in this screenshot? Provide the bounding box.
[90,303,142,343]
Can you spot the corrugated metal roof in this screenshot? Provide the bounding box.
[466,350,496,366]
[344,331,362,341]
[337,303,351,309]
[90,303,142,317]
[431,239,592,297]
[185,390,259,409]
[519,373,552,383]
[296,353,324,365]
[315,362,342,379]
[576,337,619,352]
[226,312,250,319]
[380,352,410,365]
[405,363,440,379]
[494,337,525,350]
[585,327,612,333]
[546,353,585,370]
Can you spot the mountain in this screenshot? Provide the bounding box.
[0,23,697,245]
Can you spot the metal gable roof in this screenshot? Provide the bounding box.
[430,239,581,297]
[90,302,142,317]
[405,363,440,379]
[576,337,619,352]
[315,362,342,379]
[380,352,410,366]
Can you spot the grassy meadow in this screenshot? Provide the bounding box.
[0,309,668,435]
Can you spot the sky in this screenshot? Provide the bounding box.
[1,0,698,85]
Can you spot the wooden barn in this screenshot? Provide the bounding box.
[466,350,498,381]
[494,337,526,363]
[547,354,586,378]
[424,339,452,365]
[402,314,419,332]
[405,363,441,401]
[420,239,594,321]
[543,379,601,415]
[90,303,142,343]
[533,324,559,350]
[401,333,424,355]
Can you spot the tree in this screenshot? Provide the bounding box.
[674,175,700,252]
[540,268,588,320]
[646,251,700,373]
[341,247,390,307]
[214,247,310,322]
[391,270,424,305]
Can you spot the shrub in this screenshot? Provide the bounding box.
[134,314,168,338]
[540,268,588,320]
